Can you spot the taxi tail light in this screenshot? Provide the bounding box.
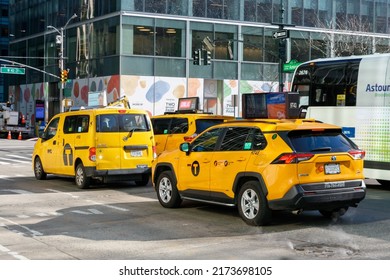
[272,153,314,164]
[152,145,157,159]
[89,147,96,162]
[184,133,197,142]
[348,149,365,159]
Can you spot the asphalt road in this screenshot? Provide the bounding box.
[1,138,390,260]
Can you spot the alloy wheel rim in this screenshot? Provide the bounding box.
[159,177,172,203]
[241,189,259,219]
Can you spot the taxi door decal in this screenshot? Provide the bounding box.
[191,161,200,176]
[63,143,74,166]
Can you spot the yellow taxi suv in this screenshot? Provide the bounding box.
[33,107,156,188]
[152,119,366,226]
[151,97,234,155]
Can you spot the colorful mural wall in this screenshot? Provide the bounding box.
[11,75,282,132]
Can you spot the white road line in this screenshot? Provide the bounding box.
[86,200,130,212]
[0,216,43,236]
[70,210,92,215]
[0,189,34,194]
[1,158,29,164]
[88,208,103,215]
[46,189,79,198]
[7,154,31,160]
[0,244,29,260]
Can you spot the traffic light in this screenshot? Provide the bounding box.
[192,49,201,65]
[203,49,211,66]
[278,40,287,62]
[61,69,68,83]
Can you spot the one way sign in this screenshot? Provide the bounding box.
[272,30,289,39]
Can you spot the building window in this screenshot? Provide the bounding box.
[243,26,264,62]
[134,25,155,55]
[193,0,239,20]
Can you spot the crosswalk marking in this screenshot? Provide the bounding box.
[0,154,31,165]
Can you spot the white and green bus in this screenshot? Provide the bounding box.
[291,53,390,184]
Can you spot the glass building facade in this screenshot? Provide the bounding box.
[7,0,390,125]
[0,0,9,102]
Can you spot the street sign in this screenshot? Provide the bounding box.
[272,30,289,39]
[283,59,301,73]
[1,66,25,75]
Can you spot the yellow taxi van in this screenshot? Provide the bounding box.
[32,106,156,188]
[151,97,234,155]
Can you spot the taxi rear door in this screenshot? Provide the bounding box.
[119,113,154,171]
[95,113,122,171]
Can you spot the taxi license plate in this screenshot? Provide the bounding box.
[325,163,340,174]
[130,150,142,157]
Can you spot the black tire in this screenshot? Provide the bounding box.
[75,163,91,189]
[33,157,47,180]
[135,174,150,186]
[156,170,182,208]
[237,181,271,226]
[319,207,349,219]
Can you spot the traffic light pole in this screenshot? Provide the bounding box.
[272,1,294,92]
[47,13,77,113]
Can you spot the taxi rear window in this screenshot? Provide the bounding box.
[287,129,358,153]
[96,114,150,133]
[195,119,226,134]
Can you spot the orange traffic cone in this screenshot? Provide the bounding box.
[18,131,22,140]
[7,131,11,140]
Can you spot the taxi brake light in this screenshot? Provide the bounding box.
[152,145,157,159]
[89,147,96,161]
[184,133,197,142]
[272,153,314,164]
[348,149,365,159]
[118,109,127,114]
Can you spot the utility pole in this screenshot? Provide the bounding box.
[272,1,293,92]
[47,13,77,112]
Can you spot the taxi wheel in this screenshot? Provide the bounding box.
[75,163,91,189]
[156,171,182,208]
[237,181,271,226]
[34,157,47,180]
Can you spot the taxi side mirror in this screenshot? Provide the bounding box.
[180,142,190,154]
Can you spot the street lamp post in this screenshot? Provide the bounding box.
[47,13,77,112]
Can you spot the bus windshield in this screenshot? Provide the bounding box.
[291,59,360,107]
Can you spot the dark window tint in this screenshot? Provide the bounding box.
[195,119,225,134]
[151,117,188,134]
[152,118,171,135]
[170,118,188,134]
[64,115,89,134]
[220,127,252,151]
[288,129,357,153]
[191,127,222,152]
[219,127,267,151]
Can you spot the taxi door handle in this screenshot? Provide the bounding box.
[203,158,211,163]
[53,140,57,145]
[237,157,246,161]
